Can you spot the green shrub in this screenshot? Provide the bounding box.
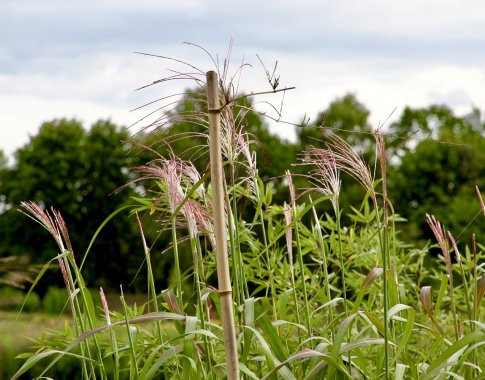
[21,290,41,312]
[42,286,68,314]
[0,287,23,311]
[0,287,40,312]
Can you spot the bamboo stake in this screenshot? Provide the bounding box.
[206,70,240,379]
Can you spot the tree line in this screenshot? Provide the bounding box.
[1,92,484,292]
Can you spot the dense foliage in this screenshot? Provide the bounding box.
[1,52,485,377]
[6,63,485,378]
[0,120,144,291]
[1,91,485,294]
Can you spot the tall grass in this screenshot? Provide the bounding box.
[14,49,485,379]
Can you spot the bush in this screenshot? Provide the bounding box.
[42,286,68,314]
[0,287,40,312]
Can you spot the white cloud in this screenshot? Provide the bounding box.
[3,0,205,13]
[320,0,485,40]
[240,54,485,136]
[1,0,484,158]
[0,94,132,157]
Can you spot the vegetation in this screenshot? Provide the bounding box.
[2,51,485,378]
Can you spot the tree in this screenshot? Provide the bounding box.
[389,106,485,245]
[299,93,374,153]
[0,119,147,291]
[296,94,377,212]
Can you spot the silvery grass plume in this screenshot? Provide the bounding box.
[298,148,341,213]
[426,214,453,281]
[132,44,255,163]
[285,169,297,208]
[299,133,374,205]
[326,133,374,199]
[134,153,215,246]
[19,201,74,295]
[220,99,258,175]
[283,202,294,268]
[99,287,111,326]
[373,130,388,221]
[426,213,463,339]
[132,43,293,200]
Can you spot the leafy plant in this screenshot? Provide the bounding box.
[13,47,485,380]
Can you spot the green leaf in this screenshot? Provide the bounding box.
[262,348,351,380]
[12,350,95,380]
[257,311,289,363]
[425,330,485,378]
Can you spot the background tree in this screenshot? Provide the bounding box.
[389,106,485,245]
[4,94,483,296]
[296,93,377,212]
[299,93,374,152]
[0,119,149,292]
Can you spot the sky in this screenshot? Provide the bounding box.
[1,0,485,160]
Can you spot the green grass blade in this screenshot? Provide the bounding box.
[425,330,485,378]
[387,304,415,366]
[257,311,289,363]
[17,258,56,317]
[395,363,407,380]
[12,349,96,380]
[182,316,198,379]
[242,297,256,361]
[262,348,352,380]
[79,204,133,271]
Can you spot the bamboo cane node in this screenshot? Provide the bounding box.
[218,289,233,296]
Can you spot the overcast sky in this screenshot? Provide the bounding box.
[1,0,484,159]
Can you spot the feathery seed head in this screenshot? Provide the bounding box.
[19,202,75,293]
[326,134,374,198]
[426,214,453,279]
[299,148,341,212]
[285,170,296,208]
[283,202,293,267]
[99,287,111,326]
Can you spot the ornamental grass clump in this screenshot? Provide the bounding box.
[13,46,485,379]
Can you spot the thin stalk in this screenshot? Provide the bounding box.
[293,214,312,333]
[100,287,119,380]
[257,196,277,321]
[225,174,244,306]
[206,70,239,380]
[121,289,139,379]
[473,233,478,323]
[195,237,212,323]
[65,253,106,379]
[136,214,163,343]
[60,256,92,379]
[310,200,334,338]
[448,232,471,330]
[189,235,214,375]
[109,328,120,380]
[373,200,390,380]
[449,276,460,340]
[472,233,478,374]
[171,219,184,311]
[284,203,302,338]
[375,131,390,379]
[288,258,302,343]
[335,203,347,318]
[229,171,249,301]
[335,203,354,372]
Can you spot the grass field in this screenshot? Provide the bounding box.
[0,292,149,379]
[0,311,70,379]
